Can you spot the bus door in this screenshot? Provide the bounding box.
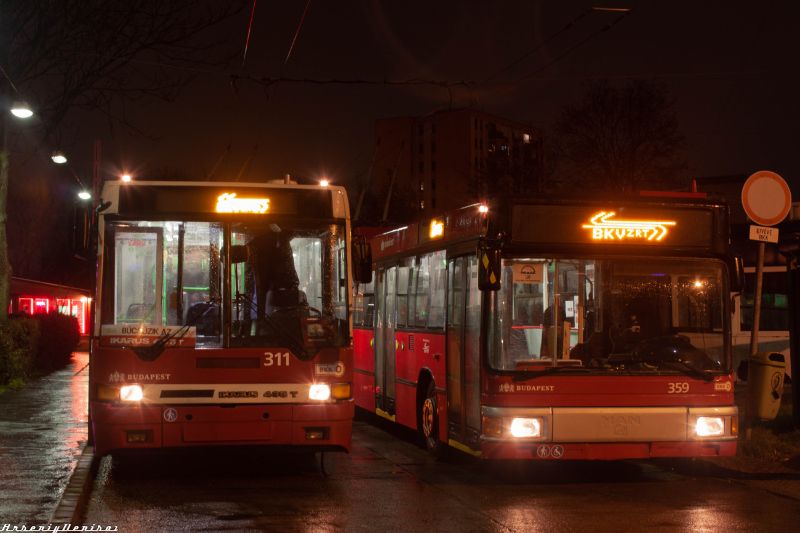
[446,255,481,449]
[375,266,398,416]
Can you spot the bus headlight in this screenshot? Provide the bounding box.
[120,384,144,402]
[510,417,542,438]
[694,416,725,437]
[309,384,331,401]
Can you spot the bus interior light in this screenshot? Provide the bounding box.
[120,384,144,402]
[510,417,542,438]
[694,416,725,437]
[309,383,331,401]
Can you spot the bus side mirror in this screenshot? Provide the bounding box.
[352,235,372,284]
[478,239,502,291]
[730,255,744,293]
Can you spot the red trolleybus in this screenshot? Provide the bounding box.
[353,196,740,460]
[90,180,359,456]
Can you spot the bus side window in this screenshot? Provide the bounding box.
[413,254,431,327]
[396,261,412,327]
[354,278,375,328]
[428,250,447,329]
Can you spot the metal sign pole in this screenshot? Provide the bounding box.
[749,241,765,356]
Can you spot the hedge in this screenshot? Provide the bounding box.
[0,312,80,386]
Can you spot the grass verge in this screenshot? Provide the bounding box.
[737,390,800,467]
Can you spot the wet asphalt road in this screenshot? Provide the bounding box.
[83,414,800,532]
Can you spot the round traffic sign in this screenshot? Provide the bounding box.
[741,170,791,226]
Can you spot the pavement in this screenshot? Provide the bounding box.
[0,351,89,525]
[1,353,799,527]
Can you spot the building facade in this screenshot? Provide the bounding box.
[367,109,542,222]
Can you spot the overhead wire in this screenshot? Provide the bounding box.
[241,0,258,67]
[511,9,632,85]
[285,0,312,65]
[480,8,592,84]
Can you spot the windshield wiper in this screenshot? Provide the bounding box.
[512,366,592,381]
[654,359,714,382]
[133,304,215,361]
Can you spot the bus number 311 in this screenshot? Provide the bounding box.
[264,352,290,366]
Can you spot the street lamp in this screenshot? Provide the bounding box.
[1,99,35,320]
[9,102,33,119]
[77,191,91,200]
[319,178,330,187]
[121,173,132,183]
[51,151,67,164]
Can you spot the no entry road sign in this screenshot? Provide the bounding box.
[741,170,791,227]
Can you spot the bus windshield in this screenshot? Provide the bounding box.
[102,220,348,354]
[488,257,728,375]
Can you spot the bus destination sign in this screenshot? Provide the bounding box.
[117,185,333,218]
[215,192,270,214]
[511,204,717,249]
[582,211,676,242]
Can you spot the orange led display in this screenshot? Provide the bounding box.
[429,219,444,239]
[582,211,676,242]
[215,193,270,214]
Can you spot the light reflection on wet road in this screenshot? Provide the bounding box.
[84,414,800,532]
[0,352,88,524]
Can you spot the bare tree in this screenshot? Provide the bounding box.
[551,79,687,193]
[0,0,246,320]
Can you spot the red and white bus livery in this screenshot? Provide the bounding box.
[90,180,356,456]
[353,195,739,460]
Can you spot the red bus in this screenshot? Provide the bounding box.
[90,180,360,456]
[353,196,740,460]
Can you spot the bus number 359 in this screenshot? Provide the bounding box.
[264,352,290,366]
[667,382,689,393]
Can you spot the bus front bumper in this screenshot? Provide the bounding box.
[479,440,737,460]
[477,405,738,460]
[91,400,354,457]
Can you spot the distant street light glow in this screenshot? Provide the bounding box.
[51,152,67,164]
[78,191,91,200]
[10,102,33,119]
[121,174,132,182]
[319,178,330,187]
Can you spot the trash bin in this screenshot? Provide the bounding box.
[747,352,786,421]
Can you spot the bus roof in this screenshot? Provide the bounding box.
[370,196,730,260]
[98,180,349,220]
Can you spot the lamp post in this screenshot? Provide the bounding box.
[0,99,33,320]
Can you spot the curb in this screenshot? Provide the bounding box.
[50,444,98,525]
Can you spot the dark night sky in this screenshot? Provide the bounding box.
[17,0,800,194]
